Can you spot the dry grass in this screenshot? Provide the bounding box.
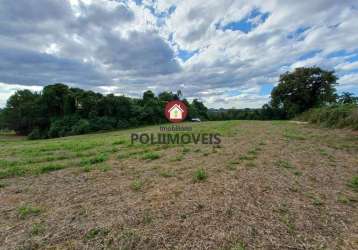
[0,121,357,249]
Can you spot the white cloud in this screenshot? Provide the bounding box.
[0,0,358,108]
[0,83,42,107]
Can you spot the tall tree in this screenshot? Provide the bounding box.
[42,83,71,117]
[271,67,337,118]
[2,90,42,135]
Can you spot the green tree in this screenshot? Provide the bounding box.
[42,83,71,117]
[338,92,358,104]
[189,99,208,120]
[2,90,42,135]
[271,67,337,118]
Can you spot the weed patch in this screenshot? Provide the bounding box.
[159,170,175,178]
[130,179,143,191]
[112,140,126,145]
[276,160,293,169]
[142,152,160,161]
[38,164,64,174]
[193,168,208,182]
[347,176,358,191]
[81,153,108,165]
[30,223,45,236]
[18,205,41,219]
[85,227,110,240]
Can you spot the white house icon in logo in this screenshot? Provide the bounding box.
[168,104,184,120]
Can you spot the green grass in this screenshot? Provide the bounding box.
[276,160,293,169]
[229,241,246,250]
[159,170,175,178]
[130,179,143,191]
[30,223,46,236]
[38,164,64,174]
[193,168,208,182]
[81,153,108,165]
[18,205,41,219]
[0,120,355,183]
[347,176,358,191]
[170,155,184,162]
[84,227,110,240]
[141,152,160,160]
[182,147,190,154]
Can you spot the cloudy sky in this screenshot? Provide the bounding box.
[1,0,358,108]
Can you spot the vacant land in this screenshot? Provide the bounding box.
[0,121,357,249]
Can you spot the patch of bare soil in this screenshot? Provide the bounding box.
[0,122,357,249]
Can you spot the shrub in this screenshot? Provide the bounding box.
[71,119,91,135]
[48,115,80,138]
[28,128,42,140]
[116,119,130,129]
[89,117,117,131]
[297,104,358,130]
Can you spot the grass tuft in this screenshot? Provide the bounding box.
[130,179,143,191]
[81,153,108,165]
[84,227,110,240]
[159,170,175,178]
[18,205,41,219]
[347,176,358,191]
[38,164,64,174]
[193,168,208,182]
[141,152,160,160]
[276,160,293,169]
[30,223,45,236]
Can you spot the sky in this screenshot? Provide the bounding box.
[1,0,358,109]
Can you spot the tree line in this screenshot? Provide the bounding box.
[0,84,208,139]
[0,67,357,139]
[209,67,357,121]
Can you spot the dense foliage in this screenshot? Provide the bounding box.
[210,67,356,121]
[270,67,338,118]
[297,104,358,130]
[0,67,357,138]
[0,84,208,139]
[208,105,286,121]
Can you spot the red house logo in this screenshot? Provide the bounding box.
[165,100,188,123]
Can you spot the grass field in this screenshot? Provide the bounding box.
[0,121,357,249]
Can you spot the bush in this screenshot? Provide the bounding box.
[116,119,130,129]
[28,128,43,140]
[89,117,117,131]
[48,115,80,138]
[297,104,358,130]
[71,119,91,135]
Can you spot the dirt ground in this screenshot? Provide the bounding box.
[0,121,357,249]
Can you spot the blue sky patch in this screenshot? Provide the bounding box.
[260,83,274,95]
[219,8,269,33]
[227,89,241,97]
[298,49,321,60]
[178,49,198,62]
[287,26,310,40]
